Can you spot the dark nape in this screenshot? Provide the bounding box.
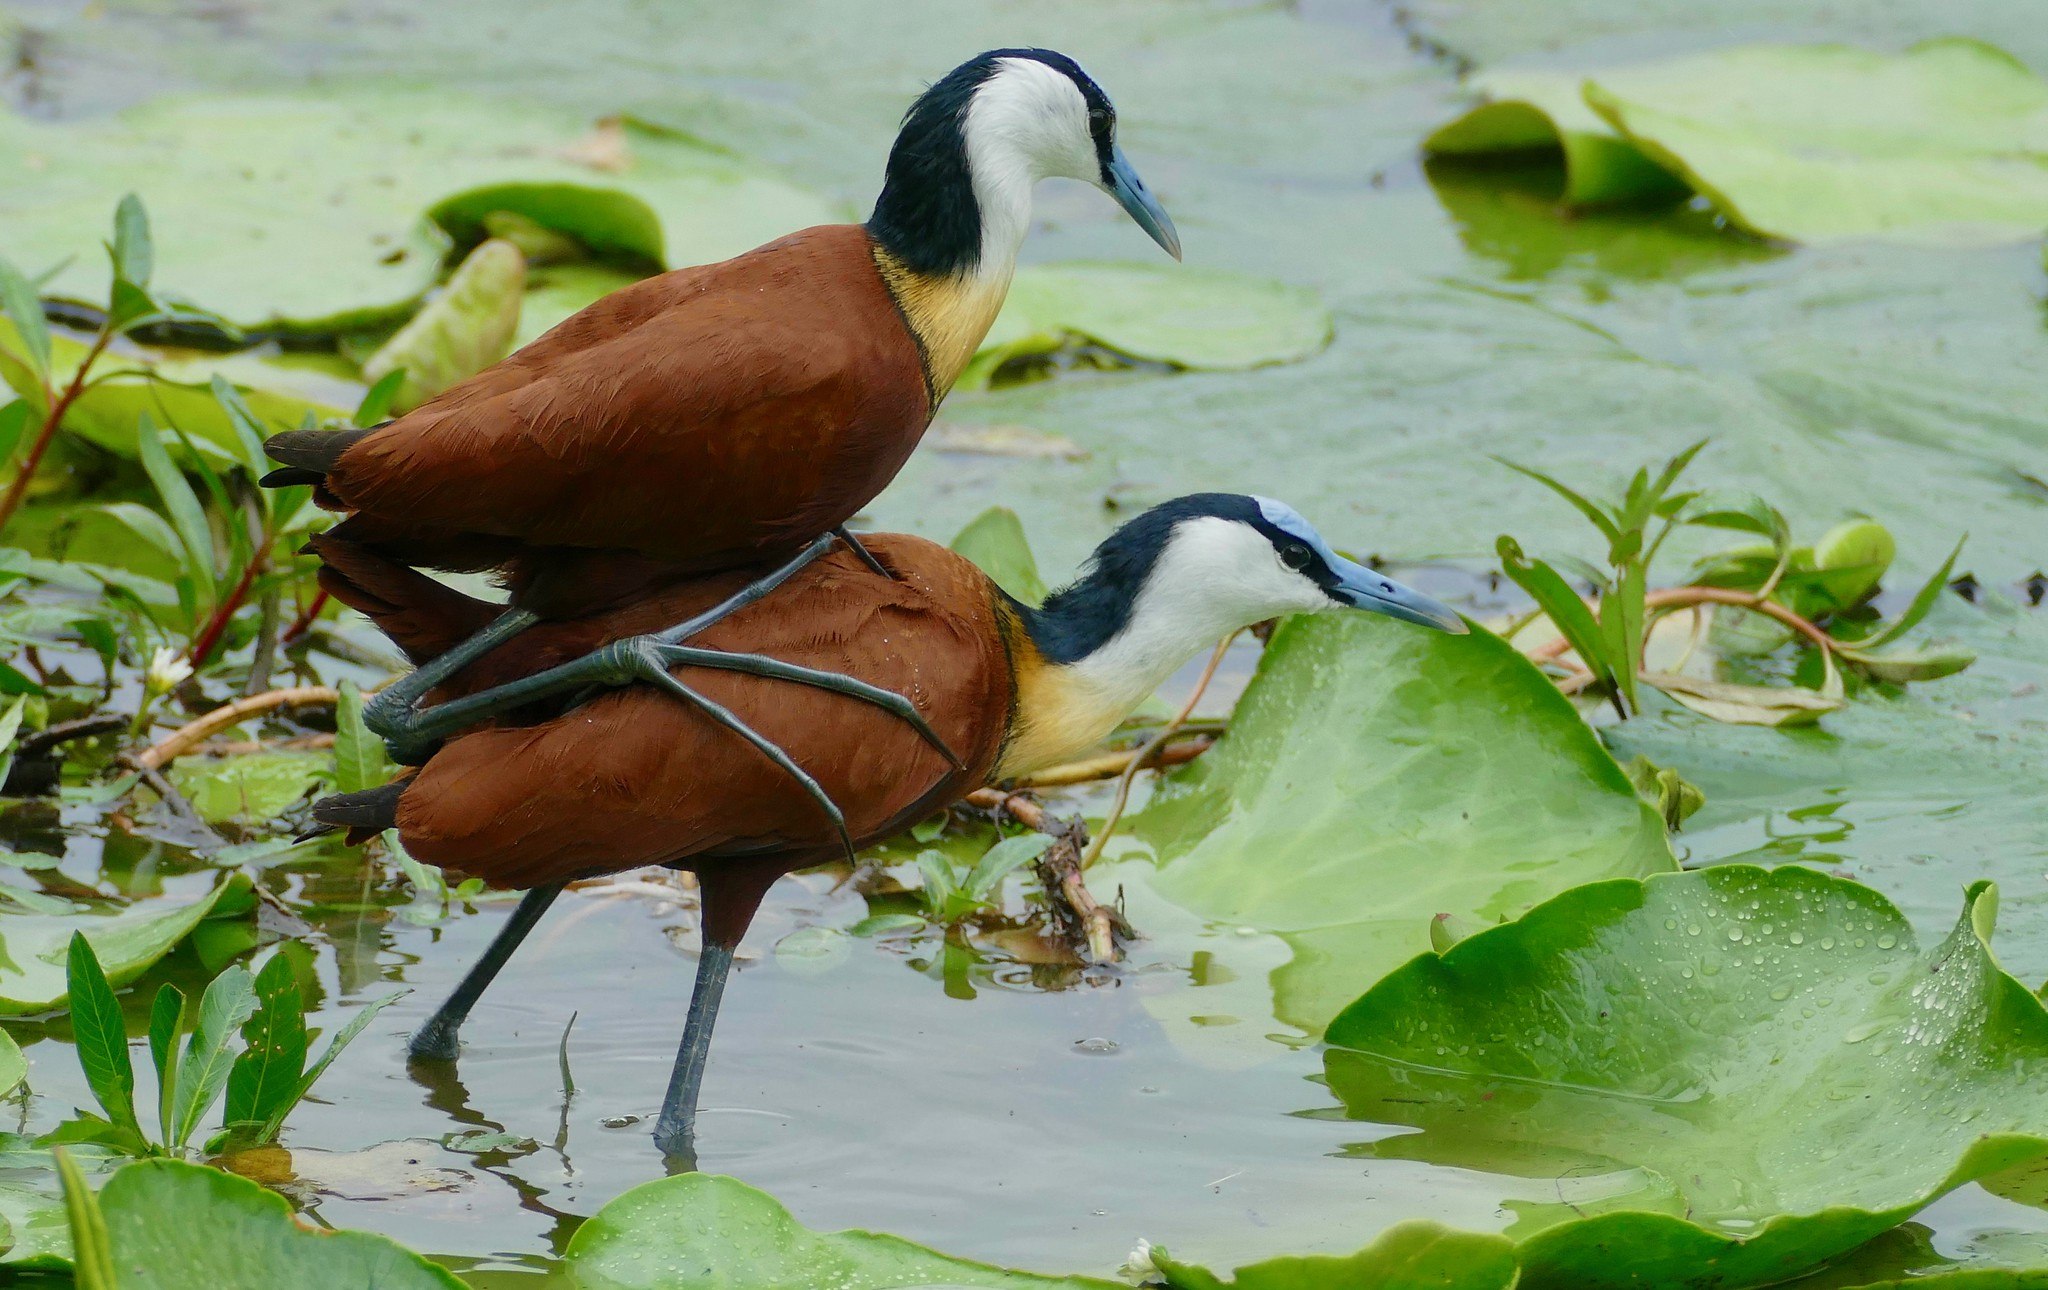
[1020,493,1262,664]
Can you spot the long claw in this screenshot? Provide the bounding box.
[833,526,892,579]
[635,660,857,863]
[654,645,964,771]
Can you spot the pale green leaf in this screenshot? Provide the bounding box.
[1325,871,2048,1289]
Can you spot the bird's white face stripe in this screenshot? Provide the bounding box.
[959,58,1103,278]
[1062,516,1334,720]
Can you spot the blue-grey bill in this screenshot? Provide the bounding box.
[1329,557,1469,634]
[1105,143,1182,261]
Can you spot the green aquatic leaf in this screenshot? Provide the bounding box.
[1582,39,2048,246]
[165,751,331,825]
[53,1149,113,1290]
[145,986,182,1148]
[1836,644,1978,684]
[961,262,1332,389]
[0,881,231,1015]
[261,990,402,1143]
[0,258,50,387]
[332,681,391,796]
[562,1171,1120,1289]
[222,953,305,1134]
[1426,70,1689,208]
[1120,613,1674,1031]
[63,936,141,1146]
[1151,1221,1519,1290]
[360,238,526,414]
[1325,868,2048,1290]
[949,505,1050,607]
[1425,41,2048,245]
[94,1157,462,1288]
[0,1028,22,1098]
[0,91,838,333]
[168,965,255,1150]
[1644,672,1842,726]
[0,320,340,466]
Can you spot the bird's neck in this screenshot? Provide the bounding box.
[993,559,1238,779]
[867,130,1035,396]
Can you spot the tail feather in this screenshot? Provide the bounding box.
[311,778,408,843]
[261,426,373,489]
[307,532,500,664]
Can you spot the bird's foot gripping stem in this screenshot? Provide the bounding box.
[360,532,963,853]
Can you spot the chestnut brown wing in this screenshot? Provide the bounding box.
[324,225,930,572]
[391,538,1011,889]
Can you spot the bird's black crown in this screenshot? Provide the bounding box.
[1023,494,1280,665]
[868,48,1114,278]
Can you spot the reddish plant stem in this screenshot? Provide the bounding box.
[280,589,330,645]
[187,552,264,667]
[0,329,116,536]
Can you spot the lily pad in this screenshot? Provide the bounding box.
[1151,1221,1519,1289]
[362,239,526,413]
[1586,39,2048,246]
[0,1137,118,1268]
[165,752,331,825]
[561,1172,1120,1289]
[1119,613,1674,1031]
[0,879,231,1015]
[1324,868,2048,1290]
[96,1157,463,1288]
[1426,71,1689,207]
[949,505,1050,606]
[1431,40,2048,245]
[960,262,1333,389]
[0,91,839,333]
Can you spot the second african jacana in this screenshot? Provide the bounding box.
[307,495,1466,1159]
[261,48,1181,769]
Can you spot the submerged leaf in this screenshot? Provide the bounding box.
[562,1171,1119,1289]
[1645,671,1842,726]
[0,882,231,1016]
[1122,614,1673,1030]
[165,752,330,825]
[361,239,526,414]
[1325,870,2048,1289]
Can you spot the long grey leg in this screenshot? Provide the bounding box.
[651,941,735,1163]
[408,884,564,1061]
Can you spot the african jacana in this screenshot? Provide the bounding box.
[306,495,1466,1159]
[261,48,1181,769]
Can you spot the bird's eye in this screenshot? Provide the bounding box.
[1280,544,1312,571]
[1088,107,1112,133]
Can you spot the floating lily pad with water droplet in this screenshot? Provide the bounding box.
[1116,612,1675,1033]
[562,1171,1122,1289]
[1323,867,2048,1290]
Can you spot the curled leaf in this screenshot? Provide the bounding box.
[362,239,526,413]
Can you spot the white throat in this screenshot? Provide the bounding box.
[1060,518,1335,738]
[960,57,1099,283]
